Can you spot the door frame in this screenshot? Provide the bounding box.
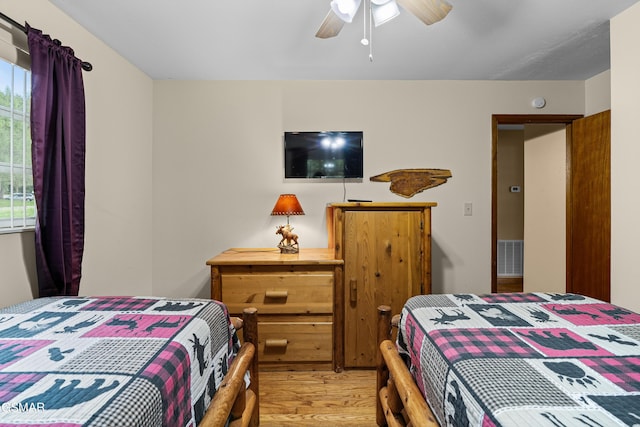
[491,114,583,293]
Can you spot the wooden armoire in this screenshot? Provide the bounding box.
[327,202,436,368]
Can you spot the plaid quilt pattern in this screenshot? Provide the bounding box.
[84,377,162,427]
[141,342,191,426]
[429,328,540,362]
[581,356,640,392]
[80,297,158,312]
[0,373,45,401]
[0,296,238,426]
[398,293,640,427]
[479,292,547,304]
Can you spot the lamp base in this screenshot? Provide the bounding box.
[276,224,299,253]
[278,243,299,254]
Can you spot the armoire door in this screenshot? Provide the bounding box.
[343,209,423,368]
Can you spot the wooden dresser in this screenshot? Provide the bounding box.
[207,248,344,371]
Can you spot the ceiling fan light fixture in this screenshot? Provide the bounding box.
[330,0,362,23]
[372,0,400,26]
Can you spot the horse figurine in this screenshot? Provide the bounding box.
[276,225,299,253]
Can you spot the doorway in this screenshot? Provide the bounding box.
[491,113,611,300]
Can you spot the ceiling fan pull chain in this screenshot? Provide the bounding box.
[361,0,369,45]
[369,3,374,61]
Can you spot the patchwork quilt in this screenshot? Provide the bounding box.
[397,293,640,427]
[0,296,240,426]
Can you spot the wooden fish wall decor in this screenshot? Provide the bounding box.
[370,168,452,198]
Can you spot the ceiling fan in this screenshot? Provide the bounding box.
[315,0,453,39]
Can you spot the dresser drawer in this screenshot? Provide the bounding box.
[257,315,333,363]
[221,266,333,314]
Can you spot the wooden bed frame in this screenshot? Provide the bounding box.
[376,305,438,427]
[201,307,260,427]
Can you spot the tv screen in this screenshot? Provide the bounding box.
[284,131,363,179]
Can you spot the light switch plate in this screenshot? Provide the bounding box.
[464,202,472,216]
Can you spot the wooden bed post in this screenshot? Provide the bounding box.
[377,306,437,427]
[242,307,259,427]
[377,305,392,426]
[201,307,260,427]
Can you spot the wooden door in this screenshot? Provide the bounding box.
[343,210,423,367]
[492,113,610,300]
[567,110,611,301]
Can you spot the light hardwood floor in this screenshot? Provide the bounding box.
[497,278,523,293]
[259,369,377,426]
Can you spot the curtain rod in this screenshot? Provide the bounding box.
[0,11,93,71]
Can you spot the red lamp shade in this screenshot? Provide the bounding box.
[271,194,305,218]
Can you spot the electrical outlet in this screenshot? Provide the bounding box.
[464,202,473,216]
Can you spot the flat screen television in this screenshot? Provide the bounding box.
[284,131,363,179]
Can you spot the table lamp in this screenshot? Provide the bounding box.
[271,194,305,253]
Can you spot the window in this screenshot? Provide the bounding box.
[0,58,34,232]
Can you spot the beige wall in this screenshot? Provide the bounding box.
[152,80,585,298]
[497,129,524,240]
[522,125,566,294]
[0,0,154,307]
[0,231,37,303]
[586,70,611,116]
[611,4,640,311]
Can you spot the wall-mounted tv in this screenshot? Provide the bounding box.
[284,131,363,179]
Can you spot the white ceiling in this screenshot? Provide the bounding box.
[50,0,639,81]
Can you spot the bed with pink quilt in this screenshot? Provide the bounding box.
[0,296,254,426]
[377,292,640,427]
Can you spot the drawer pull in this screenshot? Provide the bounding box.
[350,278,357,303]
[265,338,288,348]
[265,290,288,298]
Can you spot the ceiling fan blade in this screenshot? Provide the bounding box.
[315,9,346,38]
[396,0,452,26]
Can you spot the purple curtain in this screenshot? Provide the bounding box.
[28,26,86,297]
